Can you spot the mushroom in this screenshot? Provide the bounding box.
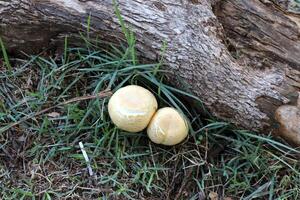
[147,107,189,146]
[275,93,300,146]
[108,85,158,132]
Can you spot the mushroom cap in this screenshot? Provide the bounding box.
[108,85,158,132]
[147,107,189,146]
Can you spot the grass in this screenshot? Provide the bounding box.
[1,12,300,200]
[0,37,12,72]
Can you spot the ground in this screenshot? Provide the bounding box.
[0,31,300,200]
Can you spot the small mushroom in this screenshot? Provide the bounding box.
[147,107,189,146]
[108,85,158,132]
[275,93,300,146]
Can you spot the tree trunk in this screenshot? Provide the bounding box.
[1,0,300,143]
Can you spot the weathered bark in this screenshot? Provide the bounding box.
[1,0,300,141]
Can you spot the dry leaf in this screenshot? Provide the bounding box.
[209,191,218,200]
[46,112,61,118]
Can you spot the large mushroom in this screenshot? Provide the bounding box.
[147,107,189,146]
[108,85,158,133]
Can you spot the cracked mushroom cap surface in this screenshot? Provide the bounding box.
[147,107,189,146]
[108,85,158,133]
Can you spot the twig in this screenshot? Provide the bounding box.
[0,90,112,133]
[76,186,113,193]
[79,141,94,177]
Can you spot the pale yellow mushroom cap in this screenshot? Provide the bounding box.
[108,85,158,132]
[147,107,189,146]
